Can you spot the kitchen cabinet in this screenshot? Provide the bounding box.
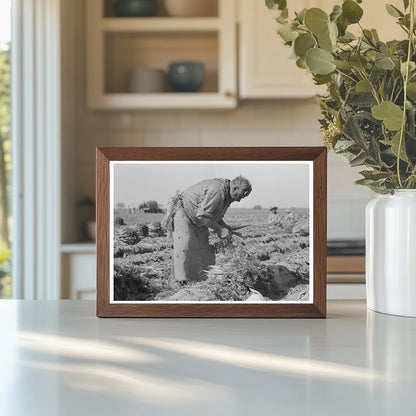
[86,0,237,109]
[327,255,365,300]
[238,0,325,99]
[238,0,404,99]
[61,245,96,300]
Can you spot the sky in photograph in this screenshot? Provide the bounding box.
[113,162,311,209]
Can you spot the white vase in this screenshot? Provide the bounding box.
[366,190,416,317]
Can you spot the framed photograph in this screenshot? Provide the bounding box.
[96,147,327,318]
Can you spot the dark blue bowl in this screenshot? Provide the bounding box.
[114,0,157,17]
[168,62,205,92]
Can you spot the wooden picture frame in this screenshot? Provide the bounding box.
[96,147,327,318]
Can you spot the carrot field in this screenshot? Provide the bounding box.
[113,208,310,302]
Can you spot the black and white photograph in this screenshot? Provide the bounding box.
[110,161,313,303]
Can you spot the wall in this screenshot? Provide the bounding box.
[62,0,374,243]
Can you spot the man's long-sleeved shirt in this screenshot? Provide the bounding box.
[181,178,231,228]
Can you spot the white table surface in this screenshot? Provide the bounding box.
[0,300,415,416]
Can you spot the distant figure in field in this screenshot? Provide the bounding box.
[286,209,295,222]
[268,206,281,226]
[162,176,252,283]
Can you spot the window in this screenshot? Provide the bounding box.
[0,0,11,298]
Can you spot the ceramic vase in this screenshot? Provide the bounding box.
[114,0,157,17]
[168,62,205,92]
[366,190,416,317]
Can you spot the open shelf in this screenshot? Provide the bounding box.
[90,92,234,109]
[61,243,96,254]
[103,0,219,18]
[102,17,221,31]
[87,0,236,109]
[104,31,218,94]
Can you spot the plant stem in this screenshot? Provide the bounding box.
[334,68,358,84]
[358,69,381,104]
[397,0,415,188]
[390,79,398,101]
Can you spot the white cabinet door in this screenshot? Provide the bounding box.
[238,0,404,99]
[239,0,326,99]
[62,253,96,300]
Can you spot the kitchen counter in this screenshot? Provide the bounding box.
[0,300,415,415]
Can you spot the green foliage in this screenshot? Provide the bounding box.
[304,8,328,35]
[342,0,363,24]
[0,48,10,128]
[0,45,11,251]
[0,247,11,298]
[266,0,416,193]
[306,48,335,74]
[266,0,286,11]
[372,101,404,130]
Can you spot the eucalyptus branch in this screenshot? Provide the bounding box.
[334,68,358,84]
[398,24,410,35]
[358,22,378,49]
[397,0,415,188]
[267,0,416,193]
[390,79,398,102]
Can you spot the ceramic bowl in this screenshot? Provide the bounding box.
[128,68,167,93]
[114,0,158,17]
[168,62,205,92]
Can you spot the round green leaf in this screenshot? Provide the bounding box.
[277,23,298,43]
[304,8,329,35]
[350,54,368,70]
[407,82,416,99]
[318,28,333,52]
[330,5,342,22]
[336,15,348,36]
[375,56,395,70]
[342,0,363,24]
[266,0,287,11]
[294,33,316,57]
[313,74,332,85]
[371,101,404,131]
[333,60,353,70]
[389,132,408,162]
[306,48,335,75]
[328,21,338,43]
[296,57,307,69]
[318,22,338,52]
[356,79,372,92]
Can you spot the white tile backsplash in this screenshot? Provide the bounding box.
[74,100,371,240]
[328,199,369,240]
[142,130,200,146]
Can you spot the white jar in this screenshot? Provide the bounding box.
[366,190,416,317]
[128,68,167,93]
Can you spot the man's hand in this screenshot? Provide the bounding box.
[219,227,232,241]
